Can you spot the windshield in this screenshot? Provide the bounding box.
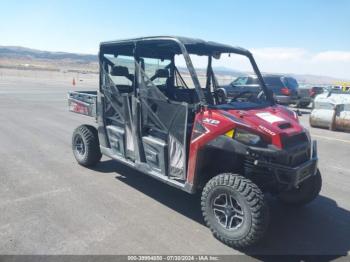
[185,52,272,109]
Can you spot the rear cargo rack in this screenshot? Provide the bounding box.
[68,91,97,117]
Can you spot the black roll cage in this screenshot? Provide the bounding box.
[99,36,274,105]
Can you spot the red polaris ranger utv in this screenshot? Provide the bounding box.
[68,36,321,248]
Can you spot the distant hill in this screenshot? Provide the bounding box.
[0,46,97,62]
[0,45,345,85]
[0,45,98,73]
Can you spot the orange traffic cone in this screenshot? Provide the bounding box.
[72,78,76,86]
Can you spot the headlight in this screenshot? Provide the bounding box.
[234,129,261,145]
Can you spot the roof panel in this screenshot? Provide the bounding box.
[100,36,250,57]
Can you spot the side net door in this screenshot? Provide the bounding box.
[100,54,135,161]
[136,60,188,180]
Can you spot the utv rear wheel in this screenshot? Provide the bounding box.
[72,125,102,167]
[278,170,322,206]
[201,174,269,249]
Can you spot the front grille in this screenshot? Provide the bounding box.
[244,132,311,179]
[245,142,310,169]
[289,149,310,166]
[281,132,308,149]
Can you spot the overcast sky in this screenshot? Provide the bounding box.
[1,0,349,79]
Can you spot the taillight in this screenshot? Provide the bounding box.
[281,87,291,96]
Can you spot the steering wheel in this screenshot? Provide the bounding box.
[232,90,254,101]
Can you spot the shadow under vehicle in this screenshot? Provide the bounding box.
[68,36,322,248]
[91,159,350,257]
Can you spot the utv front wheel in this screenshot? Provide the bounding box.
[278,169,322,206]
[201,174,269,249]
[72,125,102,167]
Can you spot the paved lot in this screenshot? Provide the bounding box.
[0,74,350,258]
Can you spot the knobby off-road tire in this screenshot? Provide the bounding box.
[72,125,102,167]
[201,173,269,249]
[278,169,322,206]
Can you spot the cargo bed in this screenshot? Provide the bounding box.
[68,91,97,117]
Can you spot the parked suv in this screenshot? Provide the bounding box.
[219,75,299,105]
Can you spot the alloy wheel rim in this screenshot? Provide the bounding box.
[75,135,85,156]
[212,193,244,230]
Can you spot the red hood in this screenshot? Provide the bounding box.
[188,105,308,185]
[218,105,305,148]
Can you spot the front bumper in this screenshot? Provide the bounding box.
[245,140,318,189]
